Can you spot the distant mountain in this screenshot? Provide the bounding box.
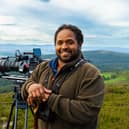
[83,50,129,71]
[86,47,129,54]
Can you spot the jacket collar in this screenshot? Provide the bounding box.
[49,53,83,75]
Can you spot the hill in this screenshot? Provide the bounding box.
[83,50,129,71]
[42,50,129,72]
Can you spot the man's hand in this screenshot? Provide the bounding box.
[27,83,52,105]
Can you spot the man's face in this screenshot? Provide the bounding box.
[55,29,81,63]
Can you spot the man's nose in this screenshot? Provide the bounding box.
[62,42,68,48]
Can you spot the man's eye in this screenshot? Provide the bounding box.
[57,41,63,45]
[66,40,74,45]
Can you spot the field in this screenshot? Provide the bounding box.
[0,71,129,129]
[98,71,129,129]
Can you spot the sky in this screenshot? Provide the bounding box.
[0,0,129,49]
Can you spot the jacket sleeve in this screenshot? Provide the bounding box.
[47,71,104,124]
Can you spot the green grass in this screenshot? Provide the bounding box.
[102,71,129,84]
[0,93,34,129]
[98,81,129,129]
[0,71,129,129]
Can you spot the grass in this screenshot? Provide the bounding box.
[100,71,129,129]
[98,81,129,129]
[102,71,129,84]
[0,92,34,129]
[0,71,129,129]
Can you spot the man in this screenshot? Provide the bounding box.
[21,24,104,129]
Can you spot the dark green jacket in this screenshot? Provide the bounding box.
[21,57,104,129]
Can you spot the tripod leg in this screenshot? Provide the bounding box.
[13,100,18,129]
[6,100,15,129]
[24,104,28,129]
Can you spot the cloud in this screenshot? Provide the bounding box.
[0,21,53,43]
[0,15,17,25]
[0,0,129,45]
[108,21,129,27]
[51,0,129,26]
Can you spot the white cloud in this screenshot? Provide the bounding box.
[85,33,113,40]
[109,21,129,27]
[0,0,129,45]
[0,23,53,43]
[3,0,33,7]
[51,0,129,26]
[0,16,16,24]
[85,34,97,39]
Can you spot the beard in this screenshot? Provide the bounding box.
[56,48,81,63]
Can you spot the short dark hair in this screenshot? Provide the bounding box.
[54,24,83,45]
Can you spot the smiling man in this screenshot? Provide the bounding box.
[21,24,104,129]
[55,27,82,70]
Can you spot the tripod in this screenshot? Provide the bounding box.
[6,84,28,129]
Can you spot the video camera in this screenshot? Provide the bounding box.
[0,48,42,74]
[0,47,44,100]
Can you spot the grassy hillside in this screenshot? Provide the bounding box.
[98,71,129,129]
[98,83,129,129]
[0,71,129,129]
[83,50,129,71]
[0,78,14,92]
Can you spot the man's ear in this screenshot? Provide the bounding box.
[79,42,82,48]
